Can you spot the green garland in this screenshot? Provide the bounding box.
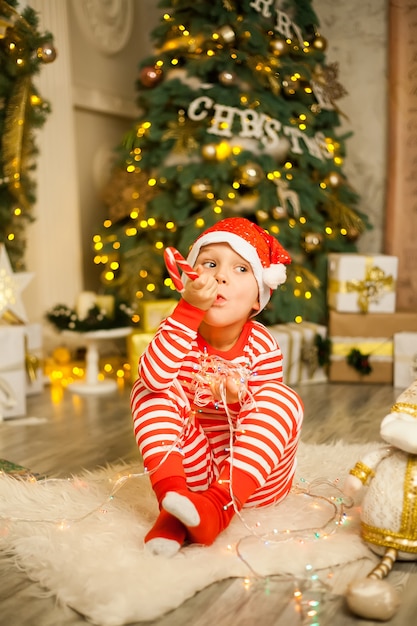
[46,302,139,333]
[346,348,372,376]
[0,0,55,270]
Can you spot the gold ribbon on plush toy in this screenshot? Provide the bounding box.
[349,460,375,485]
[391,402,417,419]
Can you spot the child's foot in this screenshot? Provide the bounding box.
[144,536,182,557]
[144,509,186,557]
[162,485,234,546]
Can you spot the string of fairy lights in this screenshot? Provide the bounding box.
[2,452,357,624]
[0,436,354,624]
[0,356,357,624]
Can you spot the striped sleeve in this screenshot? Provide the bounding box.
[138,299,205,391]
[246,323,284,389]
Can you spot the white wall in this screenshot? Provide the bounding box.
[315,0,388,253]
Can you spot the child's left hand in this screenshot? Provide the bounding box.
[210,375,240,405]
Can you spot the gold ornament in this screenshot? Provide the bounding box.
[301,232,324,254]
[325,171,343,188]
[217,24,235,44]
[269,38,289,56]
[191,179,212,200]
[312,35,327,52]
[272,205,288,220]
[345,226,361,242]
[218,70,236,86]
[201,143,219,161]
[139,66,163,88]
[36,41,57,63]
[236,162,264,187]
[256,209,269,222]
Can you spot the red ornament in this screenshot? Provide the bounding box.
[139,66,163,88]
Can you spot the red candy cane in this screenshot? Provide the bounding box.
[164,247,199,292]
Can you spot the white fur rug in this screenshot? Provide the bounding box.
[0,441,378,626]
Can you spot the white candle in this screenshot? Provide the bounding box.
[76,291,97,320]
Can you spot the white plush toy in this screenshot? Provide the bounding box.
[344,378,417,621]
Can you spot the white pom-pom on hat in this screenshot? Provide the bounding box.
[186,217,291,312]
[263,264,287,289]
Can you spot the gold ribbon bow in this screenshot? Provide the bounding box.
[346,265,394,313]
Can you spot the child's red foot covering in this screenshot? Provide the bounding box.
[162,467,259,545]
[144,509,187,557]
[144,454,189,556]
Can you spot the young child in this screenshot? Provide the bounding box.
[131,217,304,556]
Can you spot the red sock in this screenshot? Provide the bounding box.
[145,451,186,489]
[144,508,187,547]
[162,466,259,546]
[144,452,188,553]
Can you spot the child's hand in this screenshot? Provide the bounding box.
[182,266,218,311]
[210,375,240,405]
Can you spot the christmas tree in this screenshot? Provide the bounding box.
[93,0,370,325]
[0,0,55,271]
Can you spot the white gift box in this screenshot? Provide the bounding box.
[268,323,327,385]
[394,332,417,389]
[138,299,178,333]
[327,253,398,313]
[0,326,26,419]
[268,324,302,385]
[286,322,328,384]
[24,323,44,396]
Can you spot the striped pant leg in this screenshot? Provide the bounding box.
[230,381,304,506]
[131,380,214,491]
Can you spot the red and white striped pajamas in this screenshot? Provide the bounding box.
[131,299,304,508]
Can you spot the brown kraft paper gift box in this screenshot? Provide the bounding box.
[328,311,417,383]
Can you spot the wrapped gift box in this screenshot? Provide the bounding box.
[393,332,417,389]
[286,322,328,384]
[128,331,155,382]
[329,311,417,383]
[0,326,26,419]
[138,299,178,333]
[268,324,303,385]
[327,253,398,313]
[269,323,328,385]
[24,323,44,396]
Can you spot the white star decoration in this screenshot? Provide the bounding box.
[0,244,33,323]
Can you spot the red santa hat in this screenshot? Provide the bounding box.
[186,217,291,312]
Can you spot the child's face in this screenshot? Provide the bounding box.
[194,243,260,328]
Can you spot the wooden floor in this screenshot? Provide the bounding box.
[1,379,416,626]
